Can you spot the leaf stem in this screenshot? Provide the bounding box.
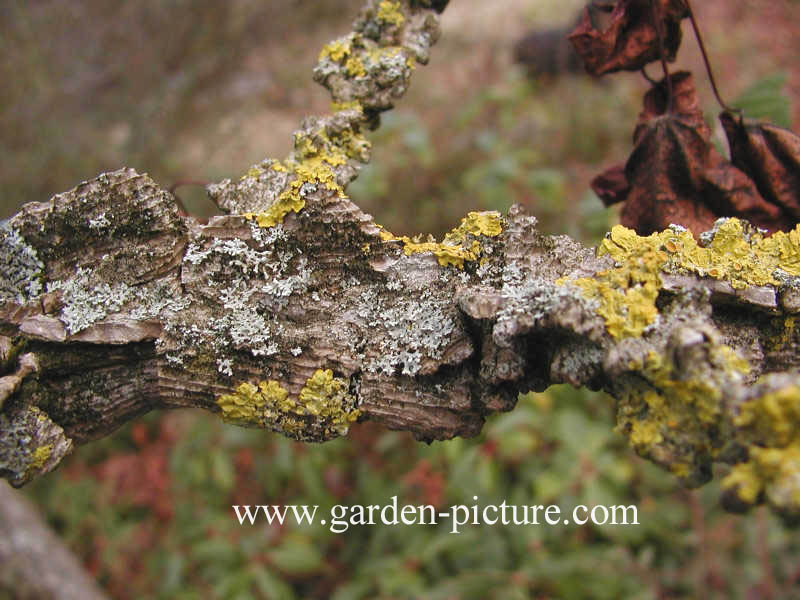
[650,0,673,112]
[640,66,658,86]
[684,0,739,113]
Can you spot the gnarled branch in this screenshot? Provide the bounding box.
[1,0,799,524]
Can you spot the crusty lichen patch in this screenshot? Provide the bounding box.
[378,211,503,269]
[0,220,44,304]
[209,0,441,220]
[48,269,190,334]
[298,369,361,436]
[242,125,370,228]
[216,370,359,440]
[563,245,662,339]
[602,218,800,288]
[562,219,800,339]
[617,344,750,486]
[376,0,406,26]
[0,405,72,486]
[28,444,53,475]
[723,384,800,515]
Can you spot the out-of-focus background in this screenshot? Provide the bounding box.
[3,0,800,597]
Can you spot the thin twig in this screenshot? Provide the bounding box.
[684,0,739,113]
[640,66,658,86]
[650,0,673,112]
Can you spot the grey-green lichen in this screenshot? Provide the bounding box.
[0,405,72,486]
[353,286,459,376]
[0,220,44,305]
[48,269,189,334]
[173,223,312,369]
[169,0,453,397]
[216,369,359,440]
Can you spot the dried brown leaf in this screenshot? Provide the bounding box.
[591,163,629,206]
[720,112,800,226]
[568,0,688,76]
[612,73,783,235]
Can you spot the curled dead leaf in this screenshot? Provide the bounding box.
[720,112,800,226]
[591,163,629,207]
[568,0,688,76]
[601,72,785,235]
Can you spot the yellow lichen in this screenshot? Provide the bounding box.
[403,239,482,269]
[246,150,349,228]
[616,345,750,485]
[768,316,796,352]
[319,39,351,63]
[29,444,52,473]
[722,461,763,504]
[331,100,363,113]
[600,219,800,290]
[735,386,800,447]
[377,227,395,242]
[244,192,306,229]
[670,463,691,478]
[317,35,373,80]
[566,250,662,339]
[586,219,800,507]
[245,166,263,179]
[367,46,406,67]
[629,418,663,447]
[294,132,318,159]
[723,444,800,507]
[216,371,359,438]
[345,56,367,78]
[217,381,276,426]
[298,369,360,436]
[721,384,800,509]
[335,128,372,161]
[242,125,372,229]
[376,0,405,26]
[563,219,800,339]
[446,211,504,240]
[378,211,503,269]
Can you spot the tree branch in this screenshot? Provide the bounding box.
[0,481,109,600]
[1,0,799,524]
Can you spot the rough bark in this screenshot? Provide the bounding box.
[1,0,799,524]
[0,482,109,600]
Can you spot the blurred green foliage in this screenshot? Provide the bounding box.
[25,387,800,599]
[733,72,792,128]
[350,70,630,242]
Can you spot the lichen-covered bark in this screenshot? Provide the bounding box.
[1,0,799,525]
